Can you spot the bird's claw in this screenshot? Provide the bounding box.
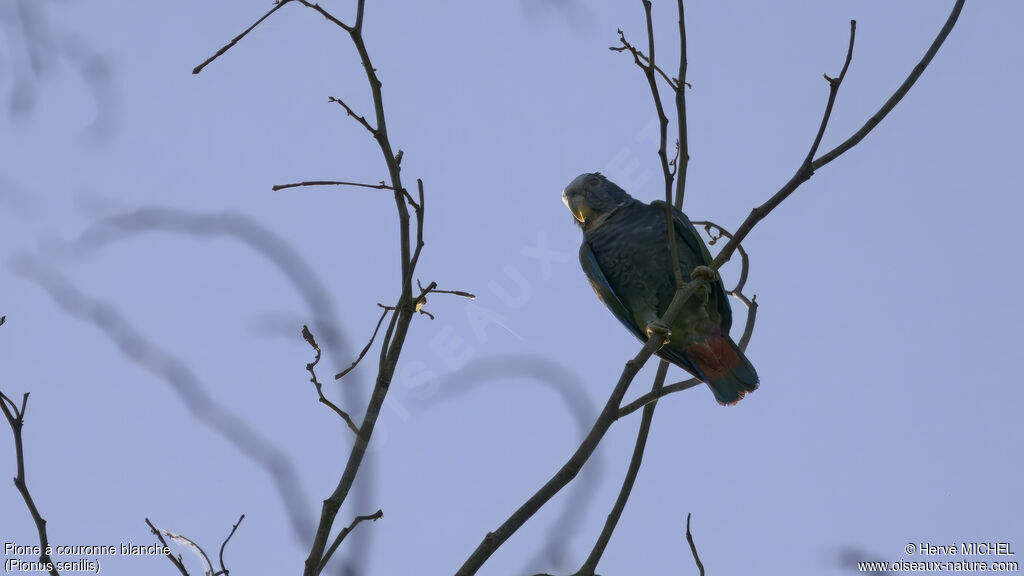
[646,321,672,339]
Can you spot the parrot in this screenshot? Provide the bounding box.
[562,172,758,405]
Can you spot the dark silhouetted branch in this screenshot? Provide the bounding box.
[302,325,360,433]
[456,271,712,576]
[576,361,668,576]
[317,509,383,574]
[1,388,59,576]
[217,514,245,576]
[328,96,376,134]
[272,180,394,192]
[674,0,689,209]
[146,518,191,576]
[192,0,293,75]
[686,513,705,576]
[332,308,389,381]
[714,0,964,269]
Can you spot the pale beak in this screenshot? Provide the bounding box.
[562,189,588,223]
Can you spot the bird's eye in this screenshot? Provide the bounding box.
[586,175,601,188]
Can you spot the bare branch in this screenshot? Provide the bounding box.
[674,0,689,209]
[318,509,383,574]
[192,0,293,75]
[692,220,750,294]
[332,307,390,381]
[711,20,855,270]
[814,0,966,170]
[157,526,216,576]
[714,0,964,268]
[328,96,376,134]
[1,390,59,576]
[617,376,701,419]
[300,326,360,433]
[272,180,394,192]
[576,361,668,576]
[456,272,711,576]
[611,33,679,91]
[686,513,706,576]
[146,518,191,576]
[216,514,245,576]
[294,0,354,32]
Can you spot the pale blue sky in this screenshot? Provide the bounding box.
[2,1,1021,575]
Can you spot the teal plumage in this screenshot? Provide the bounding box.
[563,173,758,405]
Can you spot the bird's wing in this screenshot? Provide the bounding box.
[579,241,645,342]
[651,200,732,330]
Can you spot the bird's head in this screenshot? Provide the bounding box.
[562,173,632,228]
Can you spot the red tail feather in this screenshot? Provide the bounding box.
[685,336,740,381]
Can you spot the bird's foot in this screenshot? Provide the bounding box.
[646,321,672,339]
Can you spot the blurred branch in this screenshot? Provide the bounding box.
[456,273,711,576]
[713,0,965,268]
[302,325,360,434]
[575,361,668,576]
[1,388,59,576]
[195,1,460,573]
[411,354,605,574]
[13,255,314,541]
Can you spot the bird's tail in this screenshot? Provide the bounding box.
[685,335,759,405]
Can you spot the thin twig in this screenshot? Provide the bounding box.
[711,20,855,270]
[1,391,59,576]
[272,180,394,192]
[674,0,689,209]
[333,308,390,380]
[295,0,354,32]
[686,513,706,576]
[814,1,965,170]
[611,35,678,91]
[301,325,360,434]
[146,518,191,576]
[158,527,216,576]
[692,220,750,294]
[317,510,384,574]
[408,180,426,275]
[714,1,964,268]
[328,96,376,134]
[217,514,245,576]
[192,0,292,74]
[300,0,426,572]
[576,362,668,576]
[616,377,701,419]
[417,279,476,300]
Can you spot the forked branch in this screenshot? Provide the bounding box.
[713,0,965,268]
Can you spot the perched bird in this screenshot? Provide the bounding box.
[562,173,758,405]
